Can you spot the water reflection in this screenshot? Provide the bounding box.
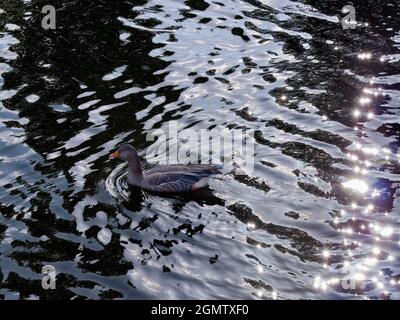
[0,0,399,300]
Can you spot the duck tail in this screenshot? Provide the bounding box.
[192,177,211,190]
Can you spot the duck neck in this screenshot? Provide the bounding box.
[127,149,143,180]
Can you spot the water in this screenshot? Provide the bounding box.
[0,0,399,300]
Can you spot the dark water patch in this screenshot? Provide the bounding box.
[285,211,300,220]
[1,0,399,300]
[233,174,271,193]
[266,118,352,150]
[227,202,327,263]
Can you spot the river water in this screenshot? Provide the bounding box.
[0,0,399,299]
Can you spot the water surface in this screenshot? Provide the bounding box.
[0,0,400,299]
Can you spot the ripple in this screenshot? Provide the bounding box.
[0,0,399,300]
[105,163,130,202]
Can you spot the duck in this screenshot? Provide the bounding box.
[110,144,222,193]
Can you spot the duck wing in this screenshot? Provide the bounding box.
[145,164,221,175]
[144,165,221,193]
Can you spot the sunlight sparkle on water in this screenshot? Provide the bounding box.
[343,179,369,194]
[358,52,372,60]
[345,228,353,235]
[372,247,380,255]
[362,147,379,155]
[380,226,393,238]
[359,97,371,105]
[348,153,359,161]
[247,222,256,230]
[365,257,378,266]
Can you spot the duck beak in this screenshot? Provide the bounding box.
[110,150,120,159]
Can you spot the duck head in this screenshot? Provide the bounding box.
[110,144,143,178]
[110,144,138,161]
